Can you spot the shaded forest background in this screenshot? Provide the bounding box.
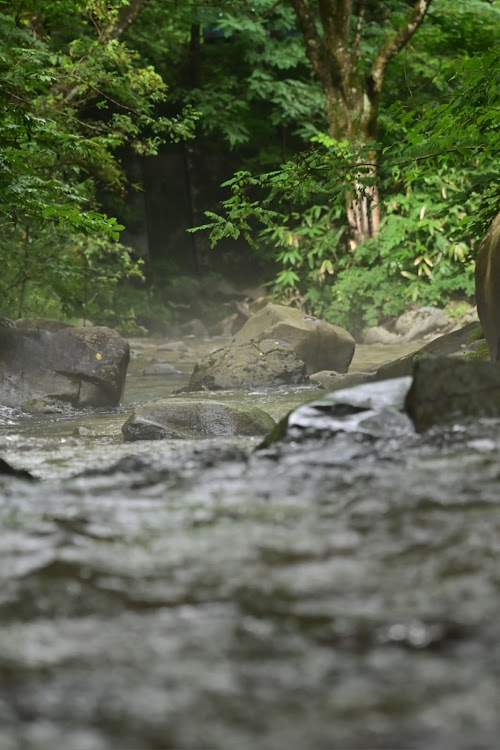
[1,0,499,336]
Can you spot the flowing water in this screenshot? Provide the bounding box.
[1,337,500,750]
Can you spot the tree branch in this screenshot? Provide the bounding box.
[104,0,151,41]
[371,0,434,94]
[353,0,366,66]
[289,0,325,81]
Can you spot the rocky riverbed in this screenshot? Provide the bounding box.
[1,336,499,750]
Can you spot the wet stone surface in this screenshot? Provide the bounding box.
[1,392,500,749]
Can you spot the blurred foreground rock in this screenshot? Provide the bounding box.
[265,352,500,444]
[405,356,500,431]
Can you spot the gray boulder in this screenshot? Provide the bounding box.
[261,376,414,448]
[395,306,449,342]
[188,340,308,391]
[362,326,401,345]
[405,356,500,431]
[233,303,355,374]
[0,325,129,409]
[122,398,276,440]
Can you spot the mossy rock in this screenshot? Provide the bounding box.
[123,398,276,441]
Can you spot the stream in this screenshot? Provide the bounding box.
[1,336,500,749]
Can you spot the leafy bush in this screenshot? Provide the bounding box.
[0,2,196,325]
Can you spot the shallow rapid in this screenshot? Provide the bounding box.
[1,338,499,750]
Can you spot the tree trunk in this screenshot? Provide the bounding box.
[104,0,151,41]
[346,167,381,247]
[290,0,433,246]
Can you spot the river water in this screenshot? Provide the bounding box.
[1,337,500,749]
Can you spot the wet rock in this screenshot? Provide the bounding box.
[263,377,414,445]
[188,341,308,391]
[309,370,374,391]
[373,322,483,381]
[21,398,75,414]
[395,306,449,342]
[0,325,129,408]
[122,398,276,440]
[362,326,401,345]
[233,303,355,374]
[405,356,500,431]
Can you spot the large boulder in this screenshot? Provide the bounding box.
[405,356,500,431]
[0,325,129,409]
[122,398,276,440]
[233,304,355,374]
[188,340,308,391]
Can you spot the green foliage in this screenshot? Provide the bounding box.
[195,0,500,333]
[83,281,175,336]
[320,174,478,332]
[141,0,328,150]
[386,49,500,236]
[3,0,497,333]
[0,221,144,321]
[0,1,196,321]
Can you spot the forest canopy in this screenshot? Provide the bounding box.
[1,0,499,334]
